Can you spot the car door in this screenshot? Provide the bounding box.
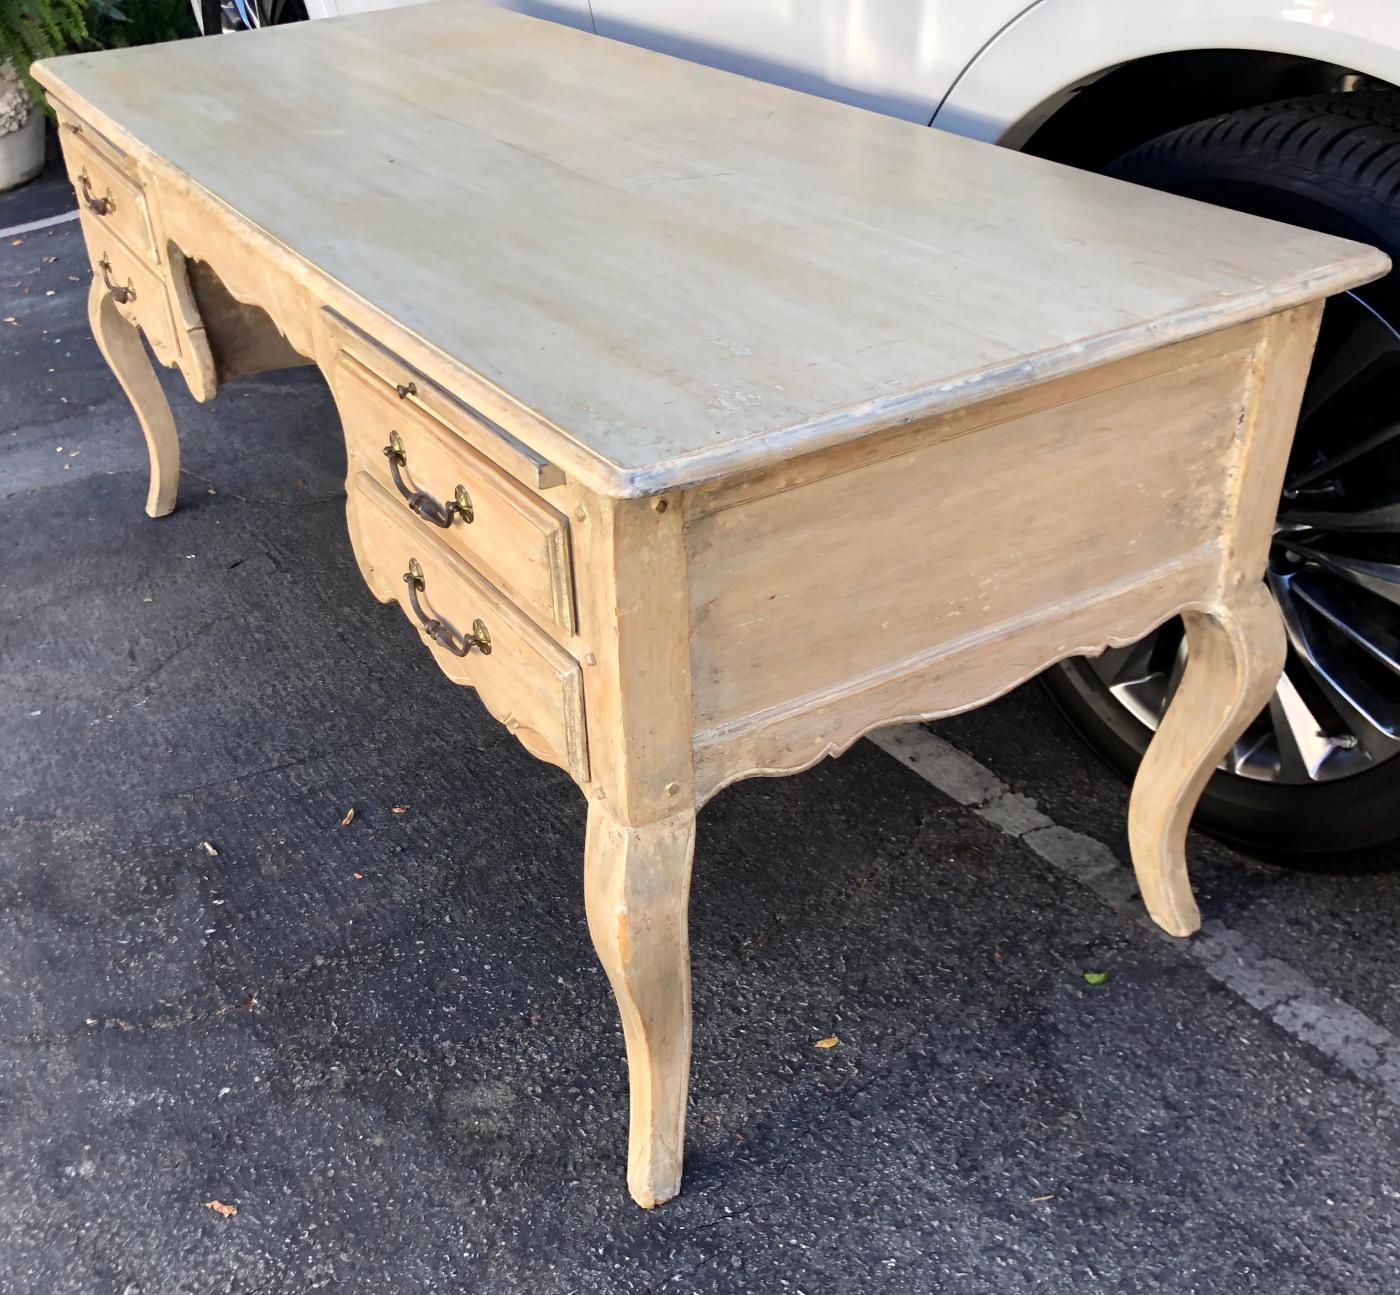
[587,0,1030,124]
[305,0,596,32]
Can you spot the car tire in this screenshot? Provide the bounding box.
[1043,92,1400,869]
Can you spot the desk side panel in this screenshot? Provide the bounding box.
[684,324,1267,797]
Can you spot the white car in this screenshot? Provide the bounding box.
[280,0,1400,867]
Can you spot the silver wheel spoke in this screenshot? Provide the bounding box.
[1279,495,1400,533]
[1266,675,1332,781]
[1287,416,1400,492]
[1272,573,1400,759]
[1291,579,1400,677]
[1285,544,1400,608]
[1298,294,1397,422]
[1088,625,1187,733]
[1162,636,1188,708]
[1088,633,1158,689]
[1225,722,1274,776]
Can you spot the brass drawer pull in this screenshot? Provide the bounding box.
[383,430,474,527]
[78,169,115,216]
[403,558,491,657]
[98,255,136,305]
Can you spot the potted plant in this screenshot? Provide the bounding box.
[1,0,89,191]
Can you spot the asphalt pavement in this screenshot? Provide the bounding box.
[4,171,1400,1294]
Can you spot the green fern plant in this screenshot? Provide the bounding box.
[0,0,90,107]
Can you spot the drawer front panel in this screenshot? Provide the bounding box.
[337,353,576,633]
[322,307,562,491]
[349,473,589,781]
[82,224,177,362]
[60,127,159,265]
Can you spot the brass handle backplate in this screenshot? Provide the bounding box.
[403,558,491,657]
[78,169,114,216]
[98,255,135,305]
[384,430,474,527]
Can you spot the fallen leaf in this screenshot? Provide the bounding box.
[353,872,364,880]
[813,1035,840,1050]
[41,256,56,263]
[1030,1194,1055,1204]
[1,317,17,326]
[9,238,22,246]
[1083,971,1110,987]
[142,596,154,604]
[340,807,355,826]
[392,805,409,814]
[204,1200,237,1218]
[202,841,219,857]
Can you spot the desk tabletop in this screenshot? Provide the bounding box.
[36,0,1388,496]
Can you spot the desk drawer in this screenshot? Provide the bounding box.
[322,307,563,492]
[337,353,576,634]
[83,226,177,362]
[349,473,589,781]
[60,125,159,265]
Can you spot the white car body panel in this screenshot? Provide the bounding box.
[303,0,1026,122]
[304,0,1400,146]
[585,0,1027,124]
[936,0,1400,144]
[308,0,595,35]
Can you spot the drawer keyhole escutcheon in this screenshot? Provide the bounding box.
[78,170,115,216]
[383,430,475,527]
[403,558,491,657]
[98,255,135,305]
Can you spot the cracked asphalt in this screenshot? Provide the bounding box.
[4,168,1400,1294]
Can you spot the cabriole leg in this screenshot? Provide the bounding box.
[88,276,179,517]
[584,802,697,1208]
[1128,583,1287,936]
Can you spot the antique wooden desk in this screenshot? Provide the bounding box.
[36,1,1386,1207]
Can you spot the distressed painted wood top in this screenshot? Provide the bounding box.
[35,0,1388,497]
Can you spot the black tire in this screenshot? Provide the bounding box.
[1043,92,1400,869]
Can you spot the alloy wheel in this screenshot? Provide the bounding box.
[1076,291,1400,785]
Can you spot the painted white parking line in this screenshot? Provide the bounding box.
[0,209,79,240]
[868,725,1400,1104]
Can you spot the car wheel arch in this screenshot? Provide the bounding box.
[932,0,1400,162]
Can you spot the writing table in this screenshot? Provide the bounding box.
[35,0,1388,1206]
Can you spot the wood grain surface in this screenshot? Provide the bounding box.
[34,0,1387,497]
